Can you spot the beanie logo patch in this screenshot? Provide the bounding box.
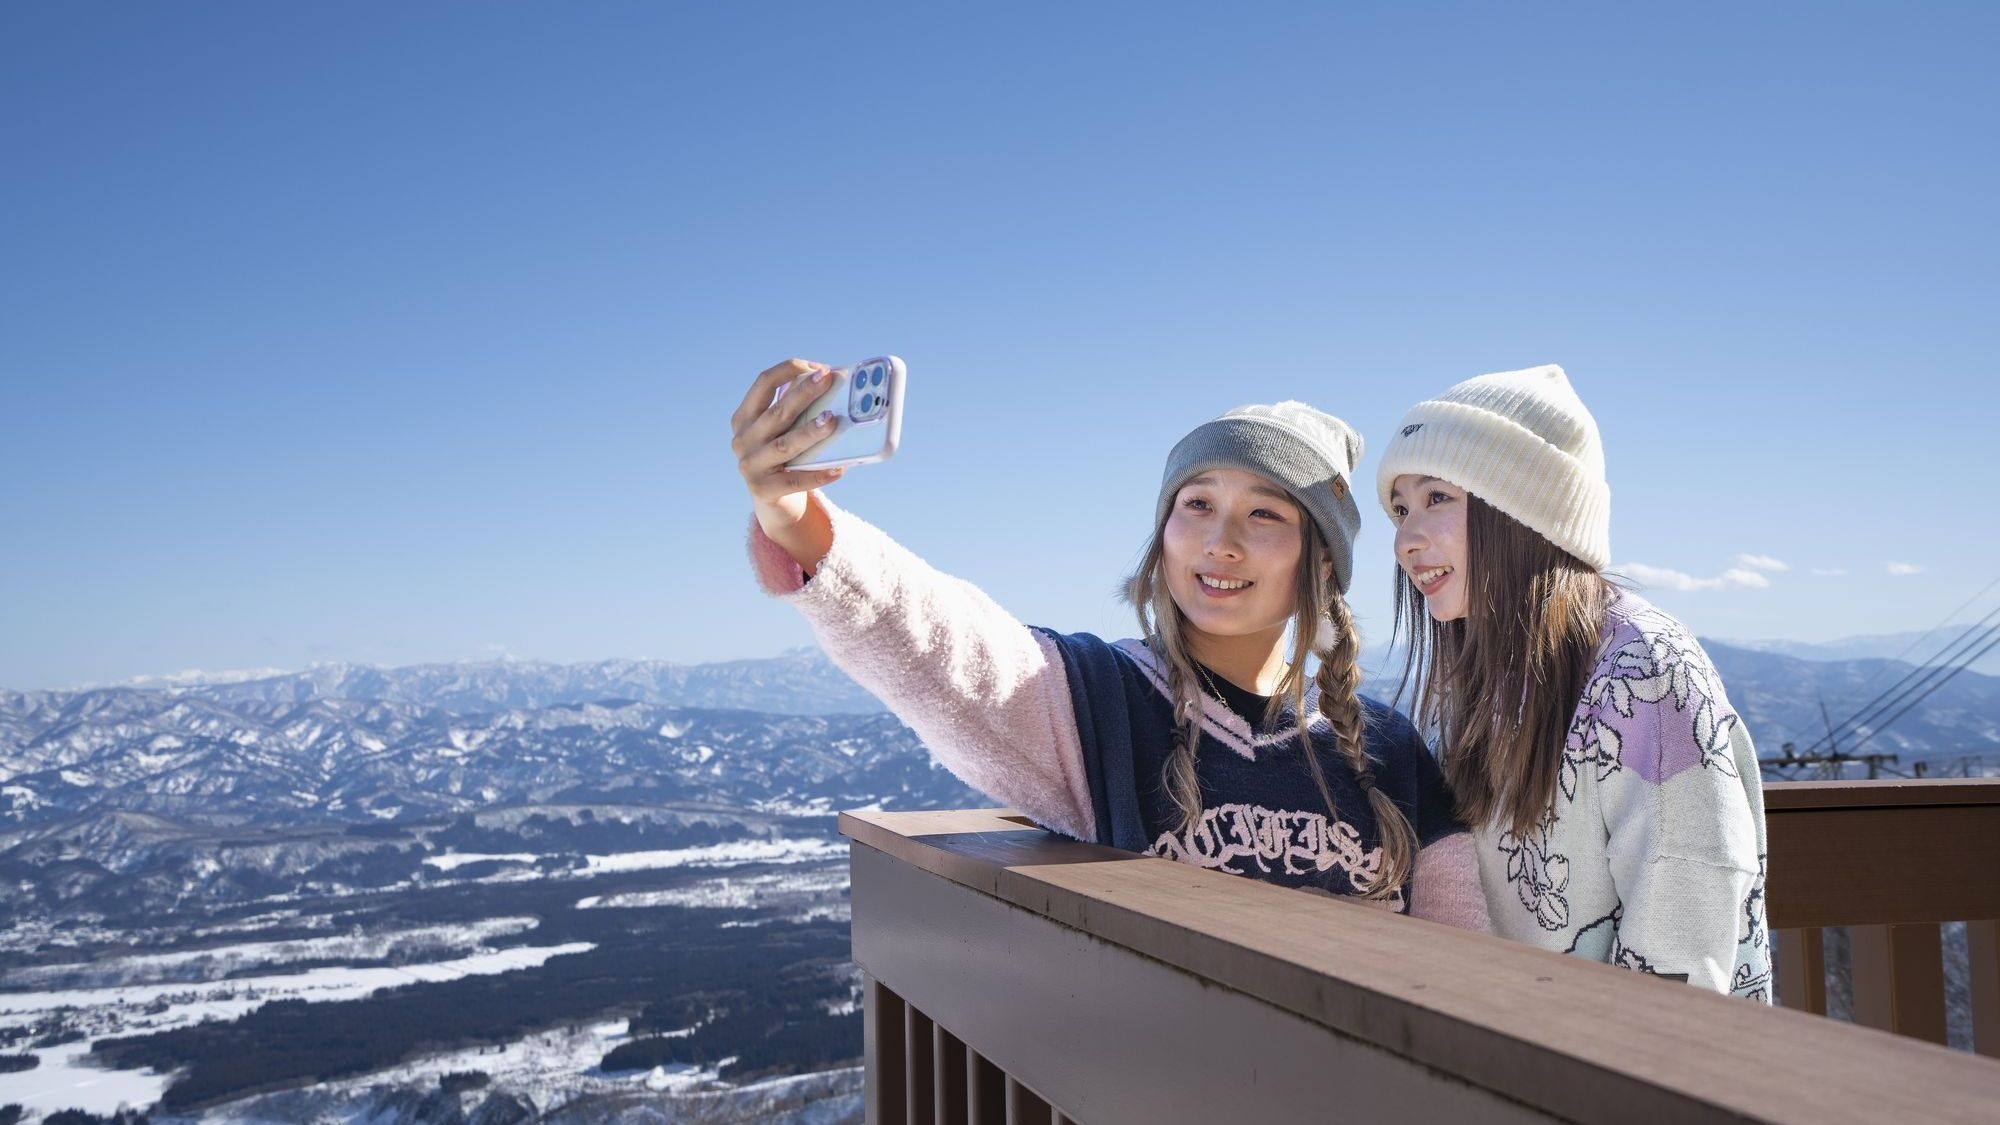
[1401,424,1423,437]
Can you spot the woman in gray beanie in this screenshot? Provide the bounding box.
[1378,363,1770,998]
[732,358,1487,925]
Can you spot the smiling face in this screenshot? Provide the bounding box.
[1389,474,1470,622]
[1160,468,1307,654]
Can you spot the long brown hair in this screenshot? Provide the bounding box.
[1394,494,1611,836]
[1127,500,1416,901]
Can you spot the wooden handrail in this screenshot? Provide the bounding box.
[843,789,2000,1125]
[1762,778,2000,1053]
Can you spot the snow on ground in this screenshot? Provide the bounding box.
[577,866,849,923]
[0,916,125,958]
[0,943,595,1028]
[581,836,844,873]
[0,917,541,989]
[266,1017,644,1103]
[0,1038,173,1118]
[421,851,539,871]
[0,943,594,1119]
[414,835,843,883]
[184,1019,864,1125]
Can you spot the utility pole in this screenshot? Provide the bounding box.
[1761,741,1900,781]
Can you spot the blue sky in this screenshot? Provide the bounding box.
[3,3,1996,689]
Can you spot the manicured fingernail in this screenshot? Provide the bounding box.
[815,410,834,427]
[811,367,830,383]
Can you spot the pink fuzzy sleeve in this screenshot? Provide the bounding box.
[1410,834,1492,932]
[747,498,1098,841]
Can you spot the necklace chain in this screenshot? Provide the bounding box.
[1194,661,1298,728]
[1195,663,1247,724]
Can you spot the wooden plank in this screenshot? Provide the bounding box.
[906,1005,936,1125]
[867,977,907,1125]
[842,812,1128,903]
[935,1024,968,1125]
[1003,1077,1052,1125]
[967,1049,1007,1125]
[1970,919,2000,1059]
[1849,924,1949,1044]
[1774,928,1827,1014]
[1765,804,2000,928]
[843,808,1042,847]
[1763,779,2000,810]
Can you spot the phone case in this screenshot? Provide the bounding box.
[781,355,906,471]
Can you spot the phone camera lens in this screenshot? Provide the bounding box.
[870,367,884,387]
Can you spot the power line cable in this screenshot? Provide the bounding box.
[1799,619,1998,759]
[1825,572,2000,722]
[1870,572,2000,673]
[1797,610,2000,757]
[1845,630,2000,757]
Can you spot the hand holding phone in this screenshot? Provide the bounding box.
[774,355,906,471]
[732,356,906,575]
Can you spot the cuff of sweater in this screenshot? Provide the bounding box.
[1411,833,1491,933]
[746,496,898,628]
[747,510,812,595]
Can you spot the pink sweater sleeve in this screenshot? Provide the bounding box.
[1410,833,1491,932]
[748,498,1098,841]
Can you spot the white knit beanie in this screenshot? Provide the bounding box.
[1374,364,1611,570]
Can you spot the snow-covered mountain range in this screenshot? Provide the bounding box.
[0,693,957,834]
[89,648,887,715]
[5,640,1995,845]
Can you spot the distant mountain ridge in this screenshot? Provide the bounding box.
[67,649,888,716]
[0,691,973,837]
[1715,624,2000,676]
[3,638,1993,847]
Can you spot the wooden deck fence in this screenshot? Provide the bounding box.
[841,779,2000,1124]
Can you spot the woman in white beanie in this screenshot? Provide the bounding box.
[731,358,1488,924]
[1377,364,1770,998]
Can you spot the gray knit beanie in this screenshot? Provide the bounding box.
[1156,401,1366,594]
[1374,364,1611,570]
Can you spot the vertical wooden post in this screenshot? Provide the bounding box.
[967,1049,1007,1125]
[1969,919,2000,1058]
[1848,923,1948,1043]
[934,1023,969,1125]
[906,1004,937,1125]
[1004,1076,1053,1125]
[866,977,907,1125]
[1774,928,1827,1014]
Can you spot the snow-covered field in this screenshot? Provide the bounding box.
[0,836,861,1121]
[421,851,539,871]
[581,836,844,873]
[578,866,850,923]
[0,942,593,1118]
[189,1021,865,1125]
[413,835,845,882]
[0,917,542,990]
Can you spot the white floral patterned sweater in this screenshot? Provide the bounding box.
[1473,591,1772,1001]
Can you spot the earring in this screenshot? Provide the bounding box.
[1314,613,1339,653]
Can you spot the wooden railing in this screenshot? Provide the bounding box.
[1766,779,2000,1049]
[841,779,2000,1125]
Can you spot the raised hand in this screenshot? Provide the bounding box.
[730,358,843,570]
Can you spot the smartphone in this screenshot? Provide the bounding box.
[777,355,906,471]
